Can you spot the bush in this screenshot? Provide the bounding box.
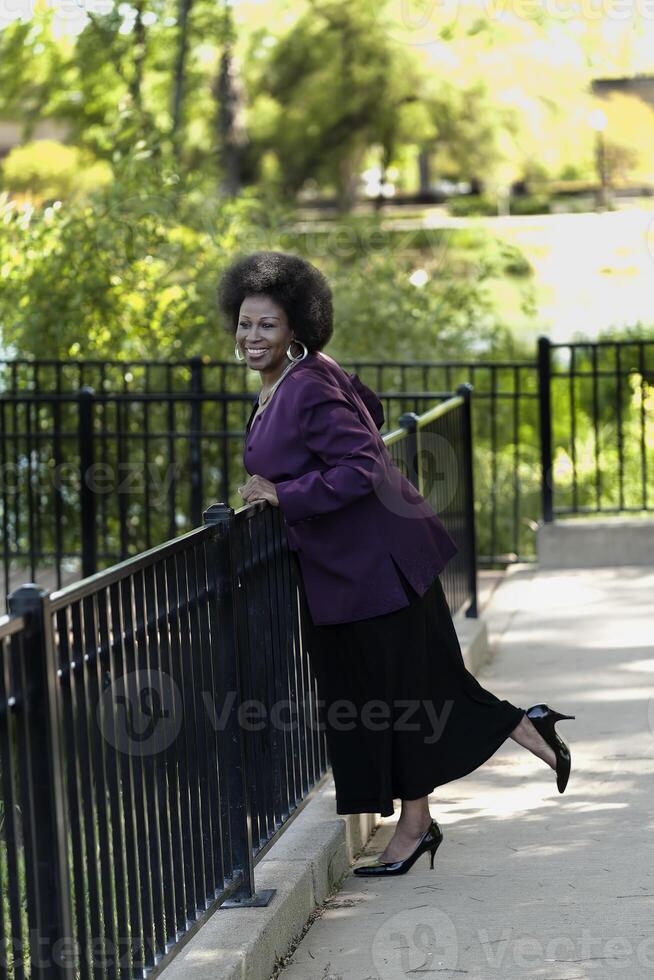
[447,192,553,217]
[447,194,498,217]
[0,145,531,363]
[1,140,112,203]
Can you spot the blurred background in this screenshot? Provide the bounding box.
[1,0,653,586]
[2,0,654,360]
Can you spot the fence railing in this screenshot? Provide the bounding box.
[0,390,474,978]
[385,385,477,617]
[538,336,654,521]
[0,358,534,599]
[0,505,329,980]
[2,337,648,596]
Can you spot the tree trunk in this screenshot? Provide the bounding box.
[418,147,432,196]
[213,42,246,197]
[130,0,147,111]
[171,0,195,159]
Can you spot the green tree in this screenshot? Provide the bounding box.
[0,140,112,202]
[244,0,427,208]
[0,7,70,137]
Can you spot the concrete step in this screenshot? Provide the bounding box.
[537,516,654,568]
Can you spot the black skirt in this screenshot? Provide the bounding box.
[292,552,525,817]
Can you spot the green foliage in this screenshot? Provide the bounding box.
[550,372,653,514]
[0,144,274,359]
[244,0,426,205]
[509,193,552,216]
[1,140,112,202]
[0,9,70,133]
[447,192,553,217]
[447,194,500,217]
[0,144,531,364]
[0,0,651,206]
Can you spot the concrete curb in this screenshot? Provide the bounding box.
[537,516,654,567]
[157,615,489,980]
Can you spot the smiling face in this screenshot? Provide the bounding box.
[236,294,296,379]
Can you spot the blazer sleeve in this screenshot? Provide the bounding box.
[347,372,385,431]
[275,378,387,526]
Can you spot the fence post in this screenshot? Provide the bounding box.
[398,411,420,492]
[7,583,75,979]
[189,358,204,528]
[202,502,275,908]
[78,386,96,578]
[457,384,479,618]
[537,337,554,523]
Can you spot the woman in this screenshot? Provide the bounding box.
[219,251,575,878]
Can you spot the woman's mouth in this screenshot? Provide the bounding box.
[245,347,269,360]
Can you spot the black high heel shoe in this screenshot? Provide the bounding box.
[525,703,576,793]
[352,819,443,877]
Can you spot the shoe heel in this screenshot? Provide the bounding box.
[428,837,442,870]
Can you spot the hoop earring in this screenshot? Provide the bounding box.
[287,339,309,362]
[234,343,245,362]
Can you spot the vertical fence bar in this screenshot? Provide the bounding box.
[639,342,648,510]
[615,344,625,512]
[570,346,578,512]
[189,358,204,528]
[457,385,478,618]
[166,365,177,542]
[537,337,554,523]
[78,386,97,578]
[512,367,520,558]
[220,366,230,506]
[6,584,75,980]
[591,343,601,510]
[489,367,498,563]
[1,400,10,608]
[202,503,275,908]
[398,412,419,492]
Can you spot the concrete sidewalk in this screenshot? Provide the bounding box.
[276,565,654,980]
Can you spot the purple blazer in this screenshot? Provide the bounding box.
[243,351,458,625]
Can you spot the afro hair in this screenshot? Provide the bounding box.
[217,251,334,352]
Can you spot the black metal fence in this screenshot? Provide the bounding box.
[538,337,654,521]
[0,505,328,980]
[385,385,477,617]
[0,356,536,599]
[1,337,650,598]
[0,390,475,979]
[366,360,540,567]
[0,383,260,597]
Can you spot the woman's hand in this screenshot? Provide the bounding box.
[237,475,280,508]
